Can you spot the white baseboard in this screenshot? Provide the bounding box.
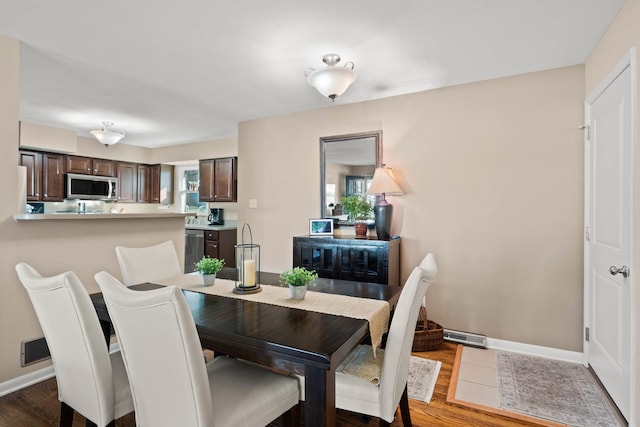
[0,365,55,397]
[1,338,583,397]
[0,342,122,397]
[486,337,584,364]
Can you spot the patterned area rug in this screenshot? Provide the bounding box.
[408,356,441,403]
[338,345,441,404]
[497,352,624,427]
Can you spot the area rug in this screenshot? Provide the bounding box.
[338,345,441,404]
[496,351,623,427]
[407,356,441,403]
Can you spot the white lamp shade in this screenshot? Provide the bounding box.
[91,122,125,145]
[366,167,403,196]
[307,67,356,99]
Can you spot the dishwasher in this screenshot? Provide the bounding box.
[184,229,204,273]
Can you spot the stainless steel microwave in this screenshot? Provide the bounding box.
[66,173,118,200]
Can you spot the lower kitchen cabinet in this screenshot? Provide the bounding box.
[204,229,236,267]
[292,236,400,286]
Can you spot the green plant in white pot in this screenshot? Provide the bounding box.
[195,256,224,286]
[279,266,318,300]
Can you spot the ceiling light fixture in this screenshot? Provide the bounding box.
[90,121,125,146]
[305,54,356,101]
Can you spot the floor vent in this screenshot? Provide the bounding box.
[443,329,487,348]
[21,337,50,366]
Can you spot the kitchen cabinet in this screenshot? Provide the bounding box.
[20,150,65,202]
[204,229,236,267]
[18,149,172,204]
[137,164,151,203]
[66,155,115,177]
[41,153,65,201]
[199,157,237,202]
[20,151,41,201]
[158,164,174,204]
[292,236,400,286]
[137,164,174,204]
[116,162,137,203]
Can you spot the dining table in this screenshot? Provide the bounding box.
[90,269,401,427]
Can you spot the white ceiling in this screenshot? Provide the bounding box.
[0,0,624,148]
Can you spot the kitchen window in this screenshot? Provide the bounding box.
[179,166,206,213]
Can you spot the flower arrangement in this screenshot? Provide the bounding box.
[195,256,224,275]
[279,266,318,287]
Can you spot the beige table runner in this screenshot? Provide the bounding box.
[158,274,390,354]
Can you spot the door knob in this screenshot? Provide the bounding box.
[609,265,629,278]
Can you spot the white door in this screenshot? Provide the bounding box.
[585,63,633,420]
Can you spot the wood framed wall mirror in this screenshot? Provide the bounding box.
[320,131,382,220]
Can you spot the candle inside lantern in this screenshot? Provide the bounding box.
[243,259,256,287]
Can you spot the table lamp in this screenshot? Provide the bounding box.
[366,165,403,240]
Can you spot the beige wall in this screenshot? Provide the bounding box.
[0,35,185,384]
[52,135,237,166]
[586,0,640,423]
[151,137,237,164]
[239,65,585,352]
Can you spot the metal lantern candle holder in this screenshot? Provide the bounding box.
[234,223,261,294]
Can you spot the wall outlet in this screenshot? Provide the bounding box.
[249,199,258,209]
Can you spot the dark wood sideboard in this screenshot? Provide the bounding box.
[293,236,400,286]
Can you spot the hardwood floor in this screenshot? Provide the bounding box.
[0,342,540,426]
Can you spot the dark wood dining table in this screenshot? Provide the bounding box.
[90,270,401,427]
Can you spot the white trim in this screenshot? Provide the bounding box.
[0,342,122,397]
[586,50,635,104]
[629,48,638,427]
[584,47,637,425]
[0,365,55,397]
[486,338,583,364]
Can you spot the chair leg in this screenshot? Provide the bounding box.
[282,402,300,427]
[399,384,412,427]
[59,402,74,427]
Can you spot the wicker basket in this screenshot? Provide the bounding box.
[412,305,444,352]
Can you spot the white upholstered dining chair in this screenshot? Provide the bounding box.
[115,240,181,286]
[333,253,438,426]
[15,263,134,427]
[95,270,300,427]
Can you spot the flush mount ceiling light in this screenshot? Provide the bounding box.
[305,54,356,101]
[90,121,125,146]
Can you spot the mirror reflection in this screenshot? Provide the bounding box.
[320,131,382,220]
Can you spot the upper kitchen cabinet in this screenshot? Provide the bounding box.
[199,157,237,202]
[116,162,138,203]
[66,155,115,177]
[137,164,151,203]
[20,150,65,202]
[20,151,41,201]
[136,164,174,204]
[158,164,174,205]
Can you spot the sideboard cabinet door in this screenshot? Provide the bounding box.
[292,236,400,286]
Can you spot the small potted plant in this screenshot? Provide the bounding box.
[341,195,373,237]
[279,266,318,300]
[195,256,225,286]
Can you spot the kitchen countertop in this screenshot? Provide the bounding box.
[13,212,193,221]
[185,223,237,231]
